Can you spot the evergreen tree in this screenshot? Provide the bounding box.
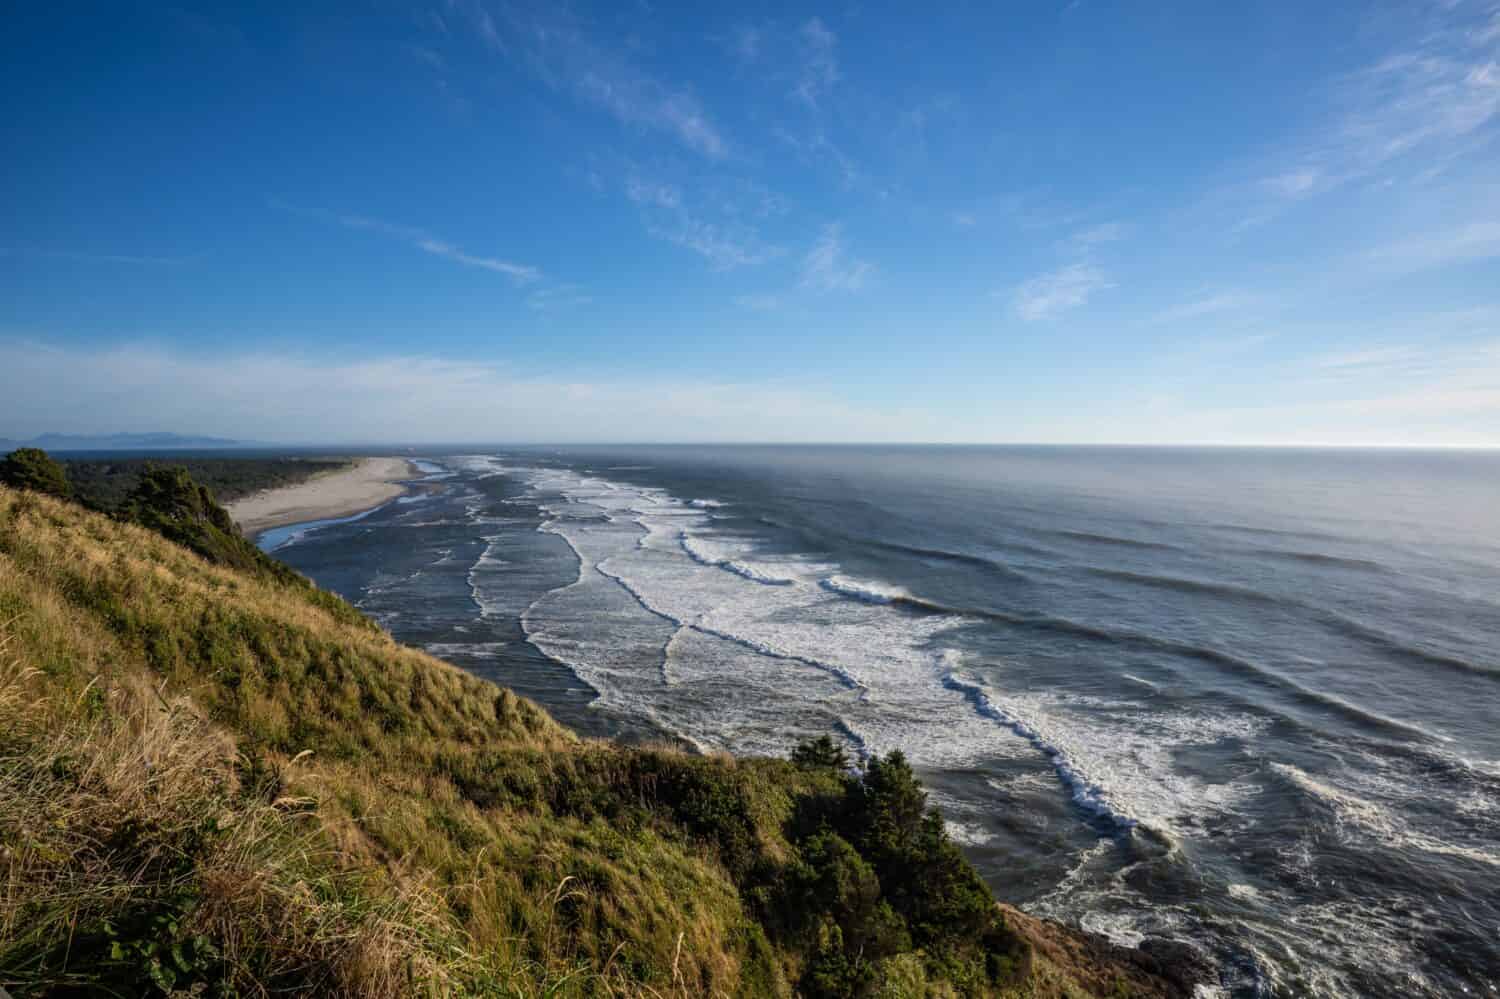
[0,447,73,498]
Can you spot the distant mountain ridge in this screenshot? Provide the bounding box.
[0,432,251,451]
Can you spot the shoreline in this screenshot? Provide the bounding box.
[227,456,418,538]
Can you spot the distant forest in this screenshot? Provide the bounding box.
[63,457,349,511]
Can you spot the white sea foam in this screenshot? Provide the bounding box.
[945,654,1267,835]
[942,669,1132,830]
[424,641,509,657]
[1271,762,1500,868]
[944,818,1000,847]
[818,573,911,604]
[679,532,797,585]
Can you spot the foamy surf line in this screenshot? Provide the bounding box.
[679,532,796,585]
[1270,762,1500,869]
[595,562,868,693]
[942,670,1135,833]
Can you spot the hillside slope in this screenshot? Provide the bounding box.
[0,485,1200,997]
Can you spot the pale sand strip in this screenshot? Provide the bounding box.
[227,457,418,537]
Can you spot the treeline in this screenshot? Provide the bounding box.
[62,455,348,512]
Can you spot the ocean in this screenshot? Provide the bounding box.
[263,445,1500,997]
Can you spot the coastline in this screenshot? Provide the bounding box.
[226,456,417,538]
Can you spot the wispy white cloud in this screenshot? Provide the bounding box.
[623,173,778,269]
[1262,167,1323,198]
[1341,48,1500,165]
[1012,264,1113,321]
[1257,5,1500,200]
[454,3,729,158]
[339,213,539,283]
[800,224,872,291]
[648,217,777,270]
[1308,345,1425,370]
[1365,219,1500,270]
[526,284,592,311]
[624,178,682,210]
[575,72,727,158]
[792,17,839,108]
[1152,291,1258,324]
[773,125,867,191]
[416,239,539,282]
[0,339,947,444]
[446,0,503,53]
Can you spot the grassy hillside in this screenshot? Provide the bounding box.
[0,484,1198,997]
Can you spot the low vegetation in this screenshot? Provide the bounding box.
[0,449,72,500]
[62,455,349,513]
[0,461,1194,997]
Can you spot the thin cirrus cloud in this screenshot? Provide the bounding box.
[625,176,779,270]
[1012,264,1113,321]
[1364,220,1500,272]
[338,213,540,284]
[792,18,839,108]
[800,224,871,291]
[444,2,729,159]
[1152,292,1259,324]
[1258,7,1499,200]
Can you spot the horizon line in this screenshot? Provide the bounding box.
[15,439,1500,452]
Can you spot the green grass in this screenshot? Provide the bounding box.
[0,484,1191,998]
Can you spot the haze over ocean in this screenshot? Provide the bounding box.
[266,444,1500,998]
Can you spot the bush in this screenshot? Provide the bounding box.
[0,448,72,498]
[791,734,850,771]
[770,741,1030,994]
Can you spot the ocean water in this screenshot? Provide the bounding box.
[265,446,1500,997]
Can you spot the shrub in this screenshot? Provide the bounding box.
[771,740,1031,993]
[791,733,851,771]
[0,448,71,499]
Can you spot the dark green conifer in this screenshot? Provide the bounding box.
[0,447,72,498]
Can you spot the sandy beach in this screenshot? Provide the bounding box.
[227,456,417,537]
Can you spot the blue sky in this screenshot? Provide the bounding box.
[2,1,1498,444]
